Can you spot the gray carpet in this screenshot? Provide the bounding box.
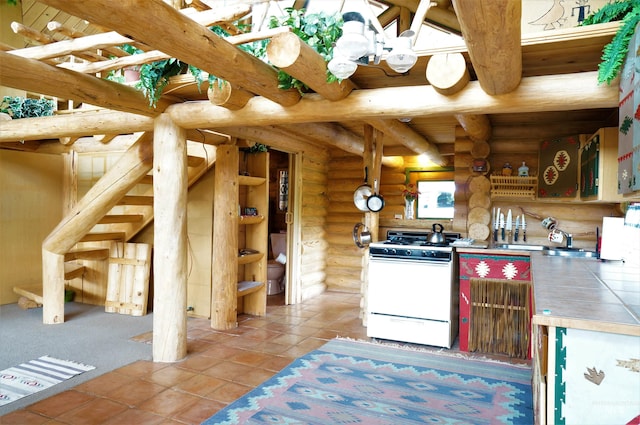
[0,301,153,416]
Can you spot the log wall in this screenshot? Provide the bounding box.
[298,150,330,300]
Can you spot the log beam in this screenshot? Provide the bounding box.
[454,113,492,142]
[266,31,355,101]
[152,114,188,362]
[0,51,171,116]
[366,118,445,165]
[168,71,616,129]
[37,0,301,107]
[451,0,521,95]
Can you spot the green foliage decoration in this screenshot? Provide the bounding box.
[269,7,343,92]
[581,0,640,85]
[0,96,55,119]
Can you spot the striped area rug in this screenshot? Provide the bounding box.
[0,356,95,406]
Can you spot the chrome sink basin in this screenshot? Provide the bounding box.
[494,244,549,251]
[543,247,598,258]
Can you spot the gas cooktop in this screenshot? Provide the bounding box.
[369,230,462,260]
[379,230,461,247]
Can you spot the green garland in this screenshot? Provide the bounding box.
[581,0,640,85]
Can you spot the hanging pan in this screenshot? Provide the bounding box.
[366,179,385,212]
[353,223,371,248]
[353,166,372,212]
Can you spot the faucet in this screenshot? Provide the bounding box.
[552,228,573,248]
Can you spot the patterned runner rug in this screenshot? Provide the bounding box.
[0,356,95,406]
[203,338,533,425]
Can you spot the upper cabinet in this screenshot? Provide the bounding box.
[580,127,625,202]
[618,23,640,198]
[537,135,580,200]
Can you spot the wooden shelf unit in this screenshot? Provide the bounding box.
[211,146,268,330]
[490,175,538,200]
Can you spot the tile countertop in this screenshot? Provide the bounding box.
[530,253,640,336]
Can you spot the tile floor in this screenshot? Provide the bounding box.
[0,291,528,424]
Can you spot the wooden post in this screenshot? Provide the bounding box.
[42,250,65,324]
[211,144,239,330]
[152,113,188,362]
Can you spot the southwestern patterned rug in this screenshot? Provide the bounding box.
[203,338,533,425]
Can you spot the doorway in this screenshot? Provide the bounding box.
[267,149,290,306]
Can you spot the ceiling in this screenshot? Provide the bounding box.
[0,0,620,163]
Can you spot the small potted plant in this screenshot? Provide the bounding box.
[0,96,55,119]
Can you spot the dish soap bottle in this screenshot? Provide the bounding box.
[518,161,529,177]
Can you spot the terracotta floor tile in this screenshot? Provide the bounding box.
[145,365,197,387]
[171,397,226,424]
[0,409,49,424]
[114,360,169,377]
[137,388,201,417]
[105,378,166,406]
[172,374,225,397]
[73,371,135,396]
[199,344,244,359]
[232,367,276,387]
[102,408,165,425]
[56,398,128,425]
[259,355,296,372]
[202,361,252,381]
[227,350,273,367]
[175,353,221,372]
[26,390,94,418]
[206,382,251,404]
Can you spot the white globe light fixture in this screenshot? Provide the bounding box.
[386,32,417,73]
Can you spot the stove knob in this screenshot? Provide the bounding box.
[405,249,412,256]
[422,250,432,257]
[390,248,397,255]
[383,248,390,254]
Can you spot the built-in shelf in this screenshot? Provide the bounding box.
[239,175,266,186]
[239,215,264,225]
[237,252,264,265]
[237,280,265,297]
[490,175,538,200]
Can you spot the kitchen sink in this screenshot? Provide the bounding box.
[543,247,598,258]
[494,244,549,251]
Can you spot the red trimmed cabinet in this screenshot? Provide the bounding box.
[458,251,532,359]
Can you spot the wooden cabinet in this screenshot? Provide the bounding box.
[534,326,640,424]
[211,146,268,330]
[538,135,580,200]
[580,127,624,202]
[458,251,532,359]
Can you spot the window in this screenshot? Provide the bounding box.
[417,180,455,219]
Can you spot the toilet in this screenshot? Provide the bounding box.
[267,232,286,295]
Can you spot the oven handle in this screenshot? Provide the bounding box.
[369,257,452,265]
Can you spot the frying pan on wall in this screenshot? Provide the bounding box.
[353,223,371,248]
[353,167,372,212]
[366,179,385,212]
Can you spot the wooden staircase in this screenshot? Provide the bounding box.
[14,133,216,319]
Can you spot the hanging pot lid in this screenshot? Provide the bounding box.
[353,167,372,212]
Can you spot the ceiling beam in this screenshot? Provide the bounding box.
[451,0,522,95]
[37,0,301,107]
[168,71,615,128]
[0,51,171,117]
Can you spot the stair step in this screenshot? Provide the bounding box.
[64,263,85,280]
[79,232,126,242]
[65,248,110,261]
[117,196,153,206]
[187,155,205,167]
[98,214,144,224]
[139,174,153,185]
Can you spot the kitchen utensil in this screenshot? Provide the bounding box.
[506,209,513,234]
[515,216,520,241]
[353,223,371,248]
[541,216,558,230]
[494,208,500,242]
[522,215,527,242]
[429,223,445,244]
[353,167,372,212]
[500,213,505,241]
[366,179,385,212]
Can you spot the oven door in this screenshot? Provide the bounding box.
[368,257,453,321]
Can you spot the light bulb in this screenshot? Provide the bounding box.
[386,36,417,73]
[336,12,370,60]
[328,55,357,79]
